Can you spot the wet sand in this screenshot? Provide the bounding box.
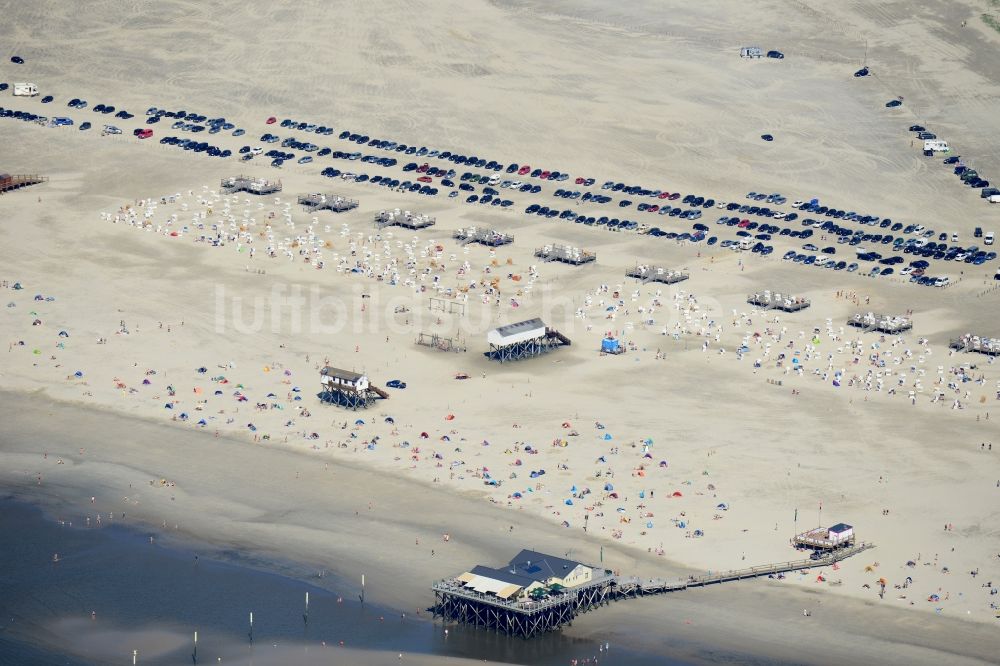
[1,391,998,665]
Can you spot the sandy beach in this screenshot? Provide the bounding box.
[2,0,1000,663]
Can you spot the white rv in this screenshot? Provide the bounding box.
[13,83,38,97]
[988,194,1000,204]
[923,139,949,153]
[740,46,763,58]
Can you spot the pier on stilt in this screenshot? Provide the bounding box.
[433,542,874,639]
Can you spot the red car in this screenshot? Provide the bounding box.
[417,175,432,183]
[416,163,430,173]
[540,170,551,179]
[518,165,531,175]
[668,192,681,200]
[135,128,153,139]
[647,205,659,213]
[737,219,750,228]
[658,191,671,199]
[265,116,277,124]
[575,177,585,185]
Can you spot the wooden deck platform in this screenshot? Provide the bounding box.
[375,209,435,230]
[950,334,1000,356]
[534,244,596,265]
[0,174,48,195]
[848,312,912,334]
[220,175,282,195]
[626,264,689,284]
[298,193,358,213]
[748,290,810,312]
[454,226,513,247]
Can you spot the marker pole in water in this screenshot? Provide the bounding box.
[133,649,137,665]
[303,592,309,625]
[193,631,198,664]
[249,611,253,644]
[360,574,365,604]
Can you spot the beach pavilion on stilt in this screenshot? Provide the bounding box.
[485,318,570,363]
[318,367,389,410]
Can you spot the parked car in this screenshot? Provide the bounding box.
[766,50,784,59]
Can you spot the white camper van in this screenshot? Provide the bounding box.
[923,139,949,153]
[740,46,763,58]
[13,83,38,97]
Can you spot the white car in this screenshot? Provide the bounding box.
[716,201,727,209]
[913,224,925,233]
[814,256,830,266]
[772,211,786,219]
[951,233,958,242]
[985,232,994,245]
[792,200,804,208]
[250,146,263,155]
[510,180,522,188]
[934,277,950,287]
[900,266,913,276]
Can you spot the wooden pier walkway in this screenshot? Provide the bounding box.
[433,542,874,638]
[611,541,874,597]
[0,174,48,195]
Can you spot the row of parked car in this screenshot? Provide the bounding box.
[318,168,442,196]
[145,107,245,137]
[157,136,232,158]
[554,189,611,203]
[523,204,640,230]
[276,118,336,135]
[0,106,49,124]
[716,216,814,239]
[301,108,991,284]
[906,124,996,196]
